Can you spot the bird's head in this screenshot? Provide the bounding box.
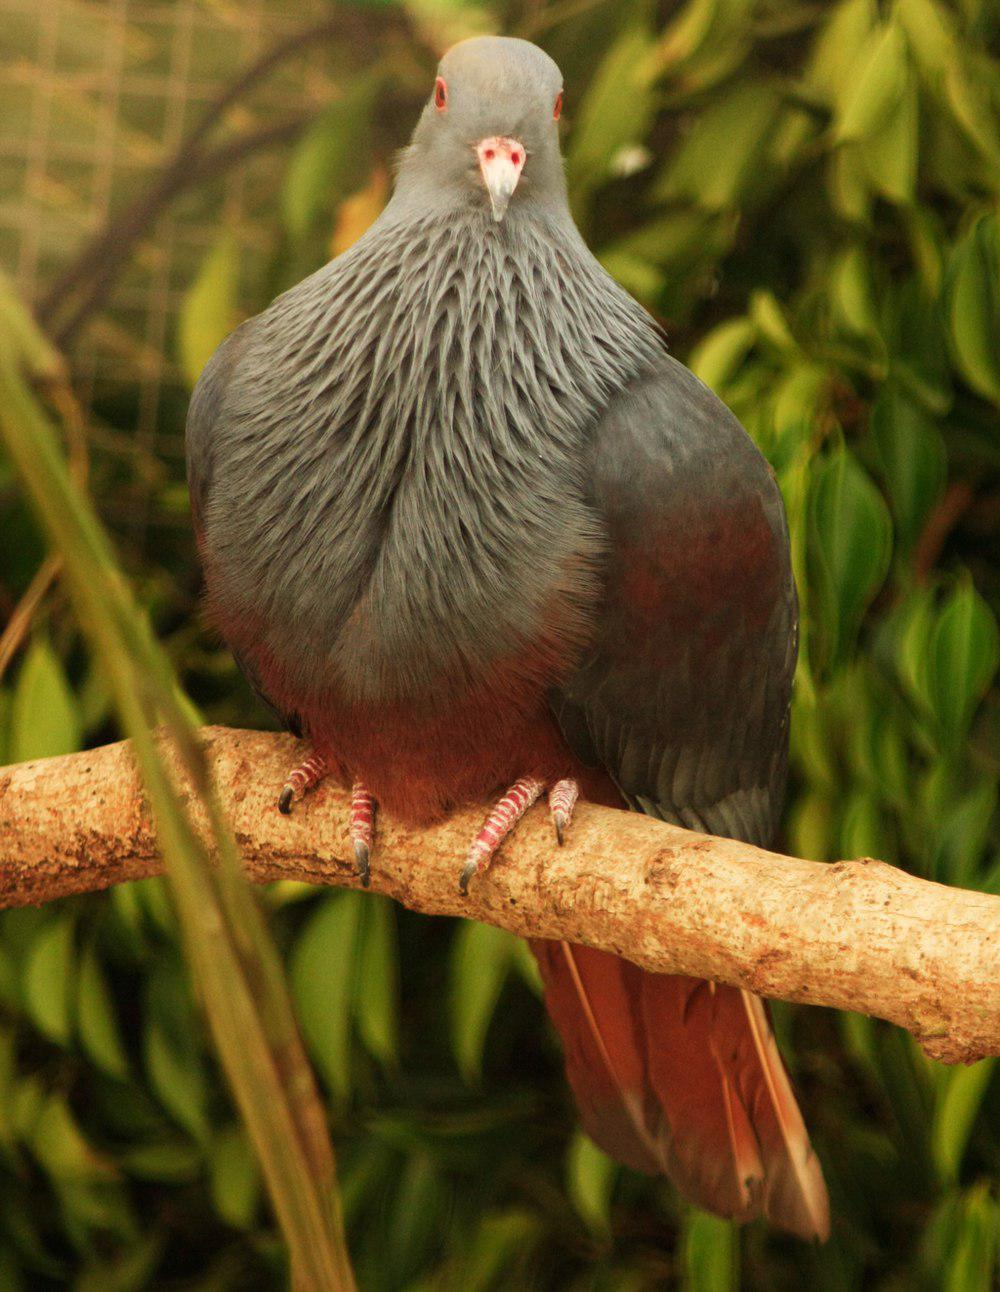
[397,36,566,224]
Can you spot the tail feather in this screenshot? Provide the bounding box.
[533,940,829,1241]
[737,990,830,1240]
[531,941,662,1174]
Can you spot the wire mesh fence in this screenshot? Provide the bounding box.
[0,0,340,544]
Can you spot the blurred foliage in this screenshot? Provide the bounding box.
[1,0,998,1287]
[0,266,351,1287]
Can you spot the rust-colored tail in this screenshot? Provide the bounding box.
[532,941,829,1241]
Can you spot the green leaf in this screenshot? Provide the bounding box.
[354,894,399,1070]
[947,215,1000,404]
[749,290,798,353]
[209,1124,261,1230]
[830,244,882,341]
[942,1184,998,1292]
[840,789,895,861]
[875,1029,936,1180]
[566,1131,616,1236]
[805,0,877,109]
[0,1026,15,1149]
[923,580,999,749]
[449,920,517,1082]
[143,964,210,1142]
[385,1151,443,1285]
[808,446,892,669]
[689,317,756,391]
[281,80,378,243]
[929,780,997,888]
[834,22,909,143]
[0,687,10,766]
[176,232,240,388]
[10,636,80,763]
[119,1141,202,1183]
[787,790,837,862]
[859,71,919,204]
[931,1058,996,1183]
[457,1208,540,1292]
[567,25,657,197]
[31,1093,116,1181]
[682,1209,739,1291]
[658,81,783,210]
[510,934,544,996]
[76,941,129,1080]
[0,261,352,1292]
[290,891,362,1101]
[870,389,946,554]
[598,248,663,305]
[942,60,1000,178]
[23,915,75,1045]
[889,584,936,704]
[771,364,830,461]
[896,0,957,79]
[828,143,873,222]
[655,0,745,69]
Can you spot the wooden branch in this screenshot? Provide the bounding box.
[2,727,997,1065]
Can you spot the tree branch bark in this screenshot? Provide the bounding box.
[2,727,997,1066]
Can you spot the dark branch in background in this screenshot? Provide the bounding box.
[2,728,999,1068]
[44,118,311,349]
[35,10,411,348]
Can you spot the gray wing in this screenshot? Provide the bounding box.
[185,321,302,735]
[552,355,797,848]
[185,321,254,545]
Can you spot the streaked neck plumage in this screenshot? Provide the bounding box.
[207,195,664,706]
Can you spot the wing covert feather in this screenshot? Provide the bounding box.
[554,354,798,845]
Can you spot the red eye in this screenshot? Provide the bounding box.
[434,77,448,111]
[553,90,563,120]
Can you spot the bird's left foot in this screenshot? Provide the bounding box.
[349,781,375,888]
[459,777,579,894]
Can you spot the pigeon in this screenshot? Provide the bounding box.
[186,35,829,1239]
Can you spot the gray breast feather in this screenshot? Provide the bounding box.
[186,207,664,710]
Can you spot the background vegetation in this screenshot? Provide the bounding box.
[1,0,998,1287]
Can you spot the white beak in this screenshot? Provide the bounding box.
[476,137,526,222]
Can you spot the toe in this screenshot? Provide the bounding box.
[548,779,579,845]
[354,840,371,888]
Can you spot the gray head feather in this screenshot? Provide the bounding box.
[395,37,566,225]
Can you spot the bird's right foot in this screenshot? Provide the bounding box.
[277,751,333,814]
[277,754,375,887]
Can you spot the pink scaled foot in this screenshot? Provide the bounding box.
[278,751,332,814]
[350,781,375,888]
[277,751,374,886]
[459,776,580,894]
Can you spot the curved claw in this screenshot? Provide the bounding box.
[354,840,371,888]
[278,752,332,815]
[548,780,578,847]
[458,856,479,896]
[461,778,544,894]
[350,782,375,888]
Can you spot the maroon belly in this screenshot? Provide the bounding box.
[249,627,602,825]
